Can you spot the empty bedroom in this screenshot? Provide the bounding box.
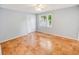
[0,4,79,55]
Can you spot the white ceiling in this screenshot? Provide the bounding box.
[0,4,77,13]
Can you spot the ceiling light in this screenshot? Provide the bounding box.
[35,7,42,11]
[33,4,46,11]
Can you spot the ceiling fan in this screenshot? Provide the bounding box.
[32,4,47,11]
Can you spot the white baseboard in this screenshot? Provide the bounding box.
[37,31,78,41]
[0,34,26,43]
[0,31,78,44]
[52,33,78,40]
[0,31,36,43]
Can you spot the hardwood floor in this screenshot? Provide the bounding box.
[1,32,79,55]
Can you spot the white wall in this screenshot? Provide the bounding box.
[78,6,79,39]
[37,6,79,39]
[0,8,36,42]
[0,6,79,42]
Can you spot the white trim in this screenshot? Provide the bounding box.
[52,33,78,41]
[0,34,26,43]
[37,31,78,41]
[0,31,78,44]
[0,31,36,43]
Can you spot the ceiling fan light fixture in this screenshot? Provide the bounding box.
[33,4,46,11]
[35,7,42,11]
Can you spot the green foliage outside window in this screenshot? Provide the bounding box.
[48,15,52,25]
[41,14,52,26]
[41,16,47,21]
